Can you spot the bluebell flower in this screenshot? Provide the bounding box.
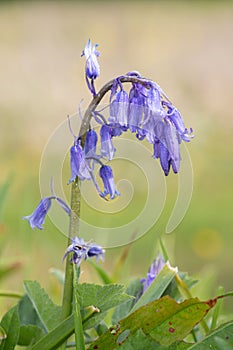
[99,165,120,199]
[100,124,116,161]
[81,39,100,95]
[23,197,52,230]
[164,101,193,142]
[63,236,105,266]
[110,88,129,127]
[23,196,70,230]
[84,129,98,158]
[141,254,165,293]
[128,84,145,133]
[68,139,91,184]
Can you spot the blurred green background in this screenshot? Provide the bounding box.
[0,0,233,317]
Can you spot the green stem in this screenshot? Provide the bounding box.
[60,180,82,349]
[0,291,23,299]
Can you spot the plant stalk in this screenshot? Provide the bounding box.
[60,180,82,349]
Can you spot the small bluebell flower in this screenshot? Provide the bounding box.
[100,124,116,161]
[84,129,98,158]
[63,236,105,266]
[68,139,91,184]
[23,196,70,230]
[81,39,100,95]
[99,165,120,199]
[141,254,165,293]
[23,197,52,230]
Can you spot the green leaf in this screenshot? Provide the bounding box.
[164,271,198,301]
[30,314,74,350]
[112,279,142,324]
[18,295,44,328]
[187,320,233,349]
[77,283,131,330]
[118,329,159,350]
[0,326,7,342]
[0,306,20,350]
[130,262,177,313]
[88,296,213,349]
[18,324,45,346]
[24,280,61,332]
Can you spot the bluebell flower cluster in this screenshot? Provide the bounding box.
[70,40,193,200]
[63,236,105,266]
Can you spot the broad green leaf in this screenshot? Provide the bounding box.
[18,295,44,328]
[188,320,233,349]
[0,306,20,350]
[118,329,159,350]
[88,296,213,349]
[77,283,131,330]
[24,280,61,332]
[131,263,177,313]
[112,279,142,324]
[30,314,74,350]
[18,324,45,346]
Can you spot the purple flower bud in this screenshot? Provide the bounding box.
[23,197,52,230]
[99,165,120,200]
[141,254,165,293]
[68,139,91,184]
[100,125,116,161]
[81,39,100,80]
[63,236,105,266]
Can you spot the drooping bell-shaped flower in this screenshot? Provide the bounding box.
[99,165,120,200]
[100,124,116,161]
[110,88,129,128]
[68,139,91,184]
[23,196,70,230]
[23,197,52,230]
[128,84,145,133]
[84,129,98,158]
[63,236,105,266]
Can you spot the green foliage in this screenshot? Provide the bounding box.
[23,280,61,332]
[88,296,214,349]
[77,283,132,330]
[0,306,19,350]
